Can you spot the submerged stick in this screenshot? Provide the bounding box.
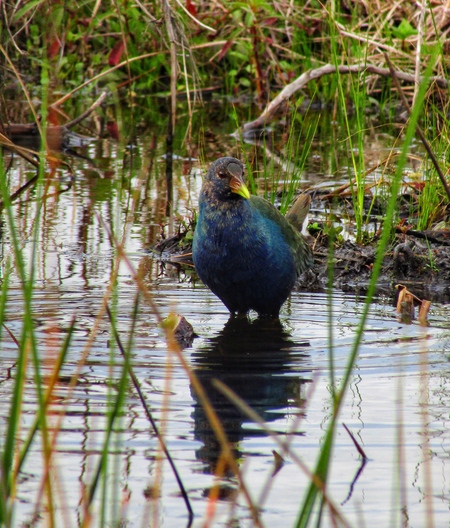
[0,132,39,168]
[4,91,107,145]
[340,423,368,506]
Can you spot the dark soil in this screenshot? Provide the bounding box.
[301,232,450,303]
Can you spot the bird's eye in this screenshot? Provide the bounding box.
[217,171,227,179]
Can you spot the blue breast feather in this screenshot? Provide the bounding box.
[193,194,310,314]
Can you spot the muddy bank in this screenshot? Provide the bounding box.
[300,233,450,302]
[152,229,450,305]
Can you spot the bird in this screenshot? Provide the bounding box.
[192,157,313,317]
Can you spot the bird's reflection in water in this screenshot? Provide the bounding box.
[191,316,311,476]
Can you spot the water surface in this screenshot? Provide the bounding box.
[0,105,449,527]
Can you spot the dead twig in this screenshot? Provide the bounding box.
[394,226,450,246]
[0,44,43,140]
[62,90,109,129]
[3,91,107,143]
[342,423,368,460]
[240,63,449,133]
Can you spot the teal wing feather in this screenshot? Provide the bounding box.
[249,195,313,275]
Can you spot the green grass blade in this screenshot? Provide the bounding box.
[295,44,440,528]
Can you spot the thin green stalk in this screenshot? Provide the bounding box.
[417,160,440,230]
[295,45,439,528]
[0,58,54,526]
[327,219,337,400]
[17,318,76,526]
[0,261,12,523]
[14,319,76,473]
[280,108,319,215]
[0,256,16,526]
[99,96,127,525]
[0,161,34,526]
[331,28,368,242]
[84,306,133,518]
[26,60,57,527]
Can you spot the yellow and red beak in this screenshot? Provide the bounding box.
[228,162,251,199]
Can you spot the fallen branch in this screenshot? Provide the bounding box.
[395,226,450,246]
[62,90,108,128]
[241,63,449,133]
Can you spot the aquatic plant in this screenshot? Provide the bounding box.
[1,1,449,527]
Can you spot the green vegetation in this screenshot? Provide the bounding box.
[0,1,449,527]
[2,0,449,234]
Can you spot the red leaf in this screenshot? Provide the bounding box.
[186,0,197,17]
[47,107,60,127]
[77,18,91,27]
[217,40,233,61]
[260,17,278,26]
[47,38,61,59]
[108,40,125,67]
[107,121,120,140]
[408,181,426,192]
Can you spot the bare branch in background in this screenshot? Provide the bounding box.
[241,63,449,134]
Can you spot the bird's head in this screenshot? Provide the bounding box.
[205,157,251,200]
